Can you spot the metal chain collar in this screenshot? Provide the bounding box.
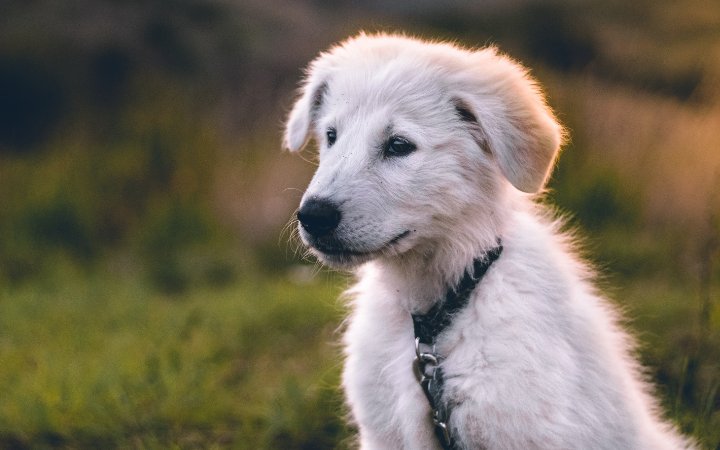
[413,337,455,448]
[410,243,503,450]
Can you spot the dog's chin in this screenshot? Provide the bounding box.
[312,249,375,269]
[305,230,412,269]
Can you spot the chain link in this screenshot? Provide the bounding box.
[413,337,455,449]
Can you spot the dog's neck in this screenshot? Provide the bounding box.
[371,225,504,315]
[362,187,517,314]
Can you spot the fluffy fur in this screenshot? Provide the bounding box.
[285,33,696,450]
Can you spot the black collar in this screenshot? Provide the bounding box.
[411,242,503,345]
[410,242,503,450]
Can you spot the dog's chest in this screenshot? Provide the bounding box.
[342,285,451,448]
[343,288,417,405]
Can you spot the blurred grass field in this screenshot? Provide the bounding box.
[0,264,351,449]
[1,0,720,448]
[0,265,717,448]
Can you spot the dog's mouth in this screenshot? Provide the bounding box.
[310,230,411,266]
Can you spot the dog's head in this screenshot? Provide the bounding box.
[285,33,564,268]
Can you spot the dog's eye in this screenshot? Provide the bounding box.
[326,128,337,147]
[384,136,416,158]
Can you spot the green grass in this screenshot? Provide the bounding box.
[620,278,720,448]
[0,264,352,449]
[0,263,717,449]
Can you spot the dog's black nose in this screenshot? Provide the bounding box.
[297,198,341,237]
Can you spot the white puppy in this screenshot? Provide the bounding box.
[284,33,695,450]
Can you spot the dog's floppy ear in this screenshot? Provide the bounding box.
[454,50,565,193]
[283,60,330,152]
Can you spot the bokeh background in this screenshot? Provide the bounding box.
[1,0,719,448]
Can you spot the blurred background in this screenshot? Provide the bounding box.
[0,0,719,448]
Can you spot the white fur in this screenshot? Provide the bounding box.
[285,33,696,450]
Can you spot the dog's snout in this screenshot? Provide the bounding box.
[297,198,342,237]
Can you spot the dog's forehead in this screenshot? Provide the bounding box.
[323,59,450,124]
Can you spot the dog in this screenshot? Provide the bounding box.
[284,33,696,450]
